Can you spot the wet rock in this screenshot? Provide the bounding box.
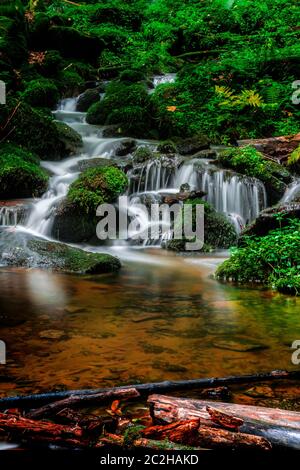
[176,135,210,156]
[76,88,101,112]
[115,139,137,157]
[0,230,121,274]
[52,199,96,243]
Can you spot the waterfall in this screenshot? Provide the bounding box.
[0,204,29,227]
[128,159,267,232]
[280,179,300,204]
[5,94,267,253]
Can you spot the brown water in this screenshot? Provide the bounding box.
[0,249,300,397]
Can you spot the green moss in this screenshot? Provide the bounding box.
[118,69,146,84]
[21,78,59,109]
[27,240,121,274]
[1,99,82,160]
[68,166,128,214]
[132,146,154,164]
[86,81,153,137]
[218,146,292,203]
[166,199,237,252]
[0,144,48,198]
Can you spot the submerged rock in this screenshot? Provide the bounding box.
[0,230,121,274]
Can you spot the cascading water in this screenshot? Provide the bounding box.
[3,92,267,257]
[128,158,267,236]
[280,179,300,204]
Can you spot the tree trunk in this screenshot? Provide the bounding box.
[148,395,300,449]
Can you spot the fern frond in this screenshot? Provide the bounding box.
[288,146,300,166]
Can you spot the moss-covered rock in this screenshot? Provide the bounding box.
[218,146,292,204]
[51,199,99,243]
[118,69,146,84]
[86,81,153,138]
[0,144,48,199]
[166,199,237,252]
[0,230,121,274]
[21,78,59,109]
[1,100,82,160]
[91,4,143,31]
[67,166,128,214]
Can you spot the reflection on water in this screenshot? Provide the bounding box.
[0,250,300,396]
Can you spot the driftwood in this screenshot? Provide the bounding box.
[0,369,298,409]
[142,420,271,451]
[26,388,140,420]
[148,395,300,449]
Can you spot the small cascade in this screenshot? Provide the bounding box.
[128,158,267,232]
[152,74,177,88]
[281,179,300,204]
[0,204,29,227]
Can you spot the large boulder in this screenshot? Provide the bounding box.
[241,203,300,239]
[165,199,237,252]
[0,144,48,199]
[0,230,121,274]
[1,100,82,160]
[51,199,97,243]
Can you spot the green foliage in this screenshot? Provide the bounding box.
[216,219,300,295]
[21,78,59,108]
[218,146,292,201]
[0,144,48,198]
[68,166,128,213]
[288,146,300,166]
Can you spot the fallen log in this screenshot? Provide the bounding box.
[142,420,271,451]
[0,412,83,440]
[0,369,298,409]
[26,388,140,420]
[148,395,300,449]
[206,406,243,431]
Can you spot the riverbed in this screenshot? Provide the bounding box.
[0,249,299,397]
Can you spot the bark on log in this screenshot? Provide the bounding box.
[148,395,300,449]
[206,406,243,431]
[0,412,83,439]
[26,388,140,420]
[237,134,300,162]
[0,369,297,409]
[142,420,271,450]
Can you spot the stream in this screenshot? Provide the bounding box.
[0,93,300,396]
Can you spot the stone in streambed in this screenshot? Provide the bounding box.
[76,88,101,112]
[213,339,269,352]
[27,239,121,274]
[39,330,66,340]
[0,230,121,274]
